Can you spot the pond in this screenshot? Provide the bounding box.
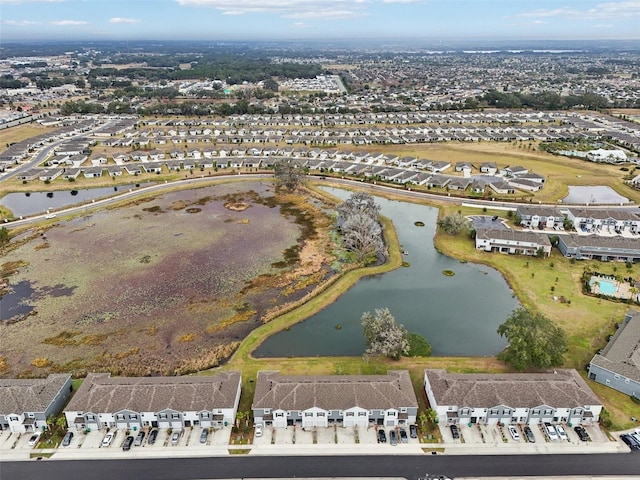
[254,187,519,358]
[562,185,630,205]
[0,183,153,217]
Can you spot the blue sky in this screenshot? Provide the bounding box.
[1,0,639,42]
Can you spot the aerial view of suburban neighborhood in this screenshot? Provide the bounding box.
[1,1,640,480]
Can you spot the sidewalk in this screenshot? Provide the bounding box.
[0,439,630,462]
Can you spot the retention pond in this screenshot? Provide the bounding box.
[254,187,519,358]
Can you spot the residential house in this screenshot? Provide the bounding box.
[479,162,498,175]
[566,209,640,235]
[39,169,63,182]
[424,369,602,426]
[84,167,104,178]
[0,374,72,433]
[500,165,528,177]
[488,181,516,195]
[589,310,640,397]
[252,371,418,429]
[516,206,564,229]
[64,372,241,432]
[475,227,552,256]
[557,235,640,262]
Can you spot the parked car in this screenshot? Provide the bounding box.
[621,434,640,451]
[255,423,263,438]
[101,432,114,447]
[399,428,408,443]
[544,423,558,441]
[555,424,568,441]
[61,431,73,447]
[28,433,40,447]
[122,436,134,451]
[508,425,520,441]
[449,424,460,440]
[574,426,590,442]
[170,430,181,445]
[389,430,397,446]
[409,424,418,439]
[133,431,145,447]
[377,429,387,443]
[523,426,535,443]
[200,428,209,443]
[147,429,158,445]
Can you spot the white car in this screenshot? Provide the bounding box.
[254,424,263,437]
[101,432,114,447]
[555,425,568,441]
[507,426,520,441]
[545,423,559,441]
[27,433,40,446]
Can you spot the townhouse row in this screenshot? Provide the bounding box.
[1,368,602,435]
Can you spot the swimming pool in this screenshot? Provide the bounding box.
[590,277,617,296]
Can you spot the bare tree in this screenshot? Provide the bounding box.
[337,191,385,263]
[337,191,380,221]
[361,308,409,360]
[341,213,384,263]
[273,158,305,191]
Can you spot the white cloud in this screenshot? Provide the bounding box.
[291,21,309,28]
[110,17,141,24]
[176,0,369,18]
[531,20,547,25]
[50,20,88,26]
[4,20,39,26]
[518,1,640,20]
[593,23,614,28]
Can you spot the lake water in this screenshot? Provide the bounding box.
[0,183,152,217]
[562,185,630,205]
[254,187,519,357]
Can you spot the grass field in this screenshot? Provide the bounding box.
[0,124,56,147]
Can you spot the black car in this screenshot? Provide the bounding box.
[450,424,460,439]
[523,425,536,443]
[574,425,590,442]
[377,429,387,443]
[409,424,418,438]
[147,429,158,445]
[621,434,640,451]
[61,431,73,447]
[399,428,408,443]
[122,436,134,451]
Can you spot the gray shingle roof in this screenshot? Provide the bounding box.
[591,310,640,381]
[0,374,71,414]
[475,227,551,245]
[65,372,240,413]
[252,371,417,411]
[425,369,600,409]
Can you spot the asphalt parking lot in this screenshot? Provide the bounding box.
[439,422,606,447]
[469,215,509,230]
[252,424,417,446]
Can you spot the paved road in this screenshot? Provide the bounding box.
[2,453,640,480]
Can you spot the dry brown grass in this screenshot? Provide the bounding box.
[207,310,257,334]
[174,342,240,375]
[31,357,53,368]
[1,260,28,277]
[0,124,56,150]
[178,333,199,343]
[0,356,8,375]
